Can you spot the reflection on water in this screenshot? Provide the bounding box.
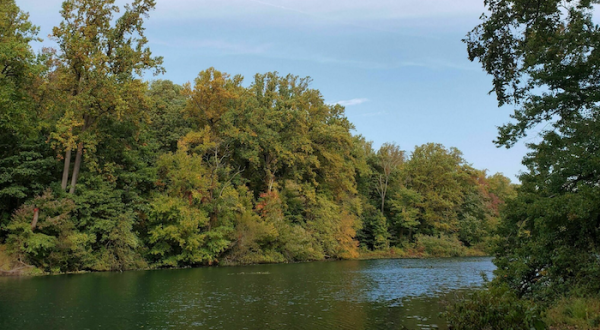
[0,257,494,330]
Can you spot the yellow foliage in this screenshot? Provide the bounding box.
[335,212,359,259]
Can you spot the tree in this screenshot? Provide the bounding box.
[465,0,600,148]
[182,67,242,130]
[0,0,41,142]
[374,143,404,213]
[51,0,163,194]
[389,186,422,242]
[403,143,467,235]
[467,0,600,298]
[147,148,232,267]
[0,1,58,230]
[147,80,190,153]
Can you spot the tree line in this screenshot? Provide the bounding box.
[0,0,513,273]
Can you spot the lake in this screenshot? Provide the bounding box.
[0,257,494,330]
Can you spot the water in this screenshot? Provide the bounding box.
[0,257,494,330]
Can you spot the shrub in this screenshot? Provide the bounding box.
[545,297,600,330]
[414,234,469,257]
[445,286,546,330]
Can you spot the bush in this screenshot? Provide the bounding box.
[4,191,91,273]
[414,234,470,257]
[445,286,546,330]
[224,211,286,265]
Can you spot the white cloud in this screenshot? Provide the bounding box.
[332,98,369,106]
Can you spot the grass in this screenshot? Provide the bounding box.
[546,297,600,330]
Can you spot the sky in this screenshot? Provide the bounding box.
[19,0,533,181]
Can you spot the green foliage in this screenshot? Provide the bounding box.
[146,149,232,267]
[0,1,55,232]
[545,297,600,330]
[225,209,287,265]
[404,143,467,235]
[0,141,57,229]
[147,80,191,153]
[0,1,512,275]
[467,0,600,303]
[50,0,164,194]
[369,210,390,250]
[4,190,91,273]
[389,186,421,243]
[72,174,146,271]
[445,286,546,330]
[147,194,219,267]
[414,234,472,258]
[465,0,600,148]
[452,0,600,327]
[492,174,600,299]
[0,0,42,142]
[305,195,360,259]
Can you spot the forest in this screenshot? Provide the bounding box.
[3,0,600,329]
[0,0,514,274]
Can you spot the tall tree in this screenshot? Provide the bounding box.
[374,143,404,213]
[51,0,163,193]
[0,0,41,143]
[467,0,600,297]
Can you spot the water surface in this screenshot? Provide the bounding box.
[0,257,494,330]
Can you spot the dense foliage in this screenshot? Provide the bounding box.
[448,0,600,328]
[0,0,513,274]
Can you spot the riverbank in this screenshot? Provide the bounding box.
[445,287,600,330]
[0,245,41,276]
[0,242,489,277]
[357,244,488,261]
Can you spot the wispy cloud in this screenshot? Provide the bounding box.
[331,98,369,106]
[245,0,411,35]
[266,52,476,71]
[240,0,485,20]
[151,39,271,55]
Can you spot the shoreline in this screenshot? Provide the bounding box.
[0,249,491,278]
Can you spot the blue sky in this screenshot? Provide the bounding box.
[20,0,533,181]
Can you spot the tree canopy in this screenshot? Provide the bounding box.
[0,0,514,274]
[465,0,600,301]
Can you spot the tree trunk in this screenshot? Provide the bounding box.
[266,168,275,192]
[380,182,387,213]
[377,174,388,213]
[61,149,72,190]
[69,142,84,194]
[30,208,39,231]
